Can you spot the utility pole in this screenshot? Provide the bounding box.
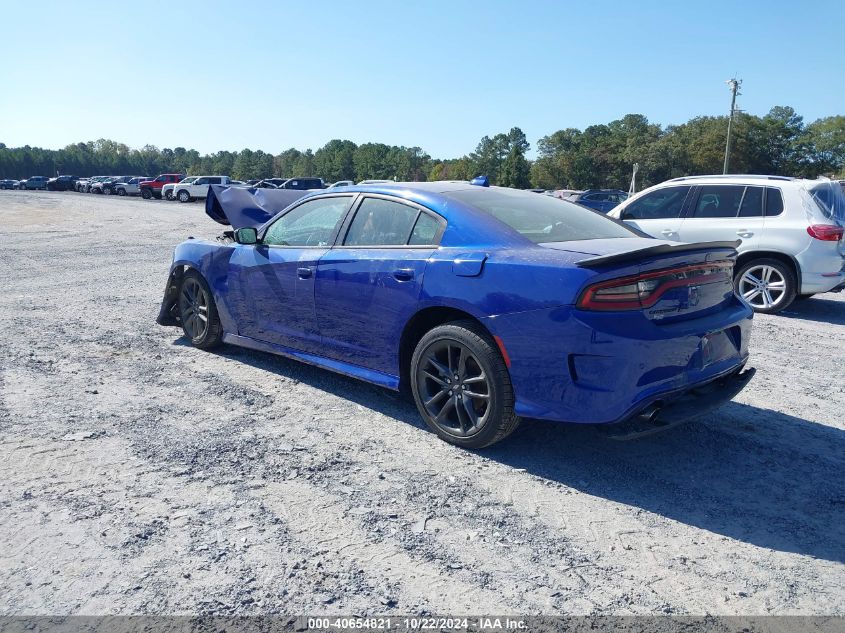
[723,78,742,174]
[629,163,639,196]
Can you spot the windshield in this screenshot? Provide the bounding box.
[447,187,639,243]
[808,180,845,225]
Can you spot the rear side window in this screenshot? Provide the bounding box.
[623,186,690,220]
[408,213,442,245]
[765,187,784,217]
[692,185,745,218]
[738,186,764,217]
[344,198,419,246]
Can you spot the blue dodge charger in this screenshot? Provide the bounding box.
[157,180,754,448]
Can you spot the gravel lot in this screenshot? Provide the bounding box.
[1,191,843,616]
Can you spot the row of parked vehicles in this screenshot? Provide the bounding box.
[0,174,387,200]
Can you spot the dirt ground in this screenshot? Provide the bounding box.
[0,190,843,616]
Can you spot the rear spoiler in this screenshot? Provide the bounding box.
[576,240,740,268]
[205,185,311,229]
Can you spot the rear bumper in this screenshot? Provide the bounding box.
[600,365,755,439]
[482,297,753,425]
[800,271,845,294]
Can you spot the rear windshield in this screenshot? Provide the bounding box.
[809,181,845,225]
[448,187,638,243]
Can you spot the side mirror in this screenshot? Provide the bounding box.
[234,227,258,245]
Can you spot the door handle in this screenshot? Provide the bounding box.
[392,268,415,281]
[736,230,754,238]
[297,267,313,279]
[661,229,676,236]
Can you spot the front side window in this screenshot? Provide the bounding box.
[263,196,351,247]
[623,186,691,220]
[207,177,222,185]
[344,198,420,246]
[193,177,208,185]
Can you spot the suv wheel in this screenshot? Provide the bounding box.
[165,190,174,201]
[177,190,191,203]
[141,188,152,200]
[117,188,126,196]
[735,258,797,314]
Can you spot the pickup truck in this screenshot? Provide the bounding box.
[114,177,149,196]
[174,176,237,202]
[162,176,198,201]
[139,174,186,199]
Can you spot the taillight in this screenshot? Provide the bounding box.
[577,262,733,311]
[807,224,844,241]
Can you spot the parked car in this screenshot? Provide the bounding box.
[99,175,146,195]
[139,174,186,200]
[78,176,110,193]
[162,177,197,201]
[327,180,355,188]
[552,189,583,200]
[114,177,149,197]
[0,179,19,190]
[89,177,123,194]
[568,189,628,213]
[173,176,236,202]
[157,182,755,449]
[18,176,50,190]
[46,175,79,191]
[609,175,845,313]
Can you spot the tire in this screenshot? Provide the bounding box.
[164,190,174,201]
[177,189,191,203]
[178,269,223,349]
[410,320,519,449]
[117,188,126,196]
[734,258,797,314]
[141,188,152,200]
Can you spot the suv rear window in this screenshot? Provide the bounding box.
[809,181,845,224]
[448,188,637,243]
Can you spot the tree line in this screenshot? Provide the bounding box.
[1,106,843,189]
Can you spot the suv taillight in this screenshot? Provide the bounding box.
[807,225,844,241]
[577,262,733,311]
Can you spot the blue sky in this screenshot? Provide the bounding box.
[1,0,842,159]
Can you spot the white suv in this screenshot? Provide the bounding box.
[609,175,845,313]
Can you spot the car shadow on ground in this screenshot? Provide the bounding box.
[184,338,845,565]
[779,296,845,325]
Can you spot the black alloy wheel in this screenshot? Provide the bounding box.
[411,321,519,448]
[178,270,223,349]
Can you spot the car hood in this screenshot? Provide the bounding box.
[205,185,311,228]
